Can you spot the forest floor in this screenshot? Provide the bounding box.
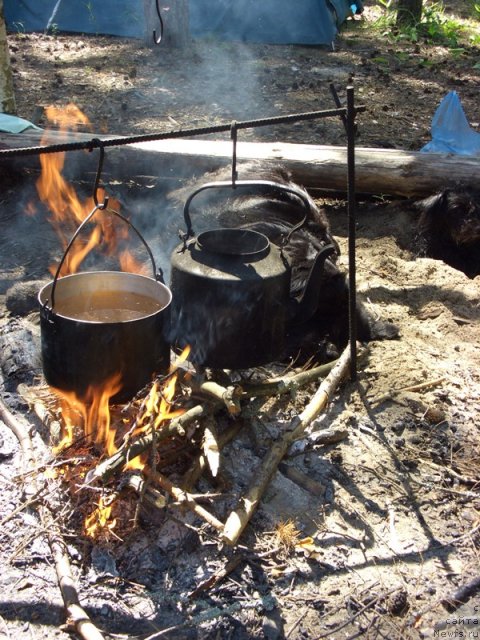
[1,1,480,639]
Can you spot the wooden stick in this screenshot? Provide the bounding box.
[421,458,479,487]
[441,575,480,612]
[126,474,167,510]
[370,376,445,406]
[86,402,215,485]
[46,518,106,640]
[222,344,353,546]
[278,464,326,496]
[0,395,35,476]
[188,554,245,598]
[144,468,225,532]
[182,419,244,491]
[198,381,242,416]
[240,359,337,398]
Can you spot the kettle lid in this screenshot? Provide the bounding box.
[196,228,270,258]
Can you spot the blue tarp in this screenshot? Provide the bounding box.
[4,0,362,46]
[421,91,480,156]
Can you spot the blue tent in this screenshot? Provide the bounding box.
[4,0,145,39]
[190,0,362,45]
[4,0,362,46]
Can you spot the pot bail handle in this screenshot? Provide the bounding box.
[47,204,162,311]
[180,180,313,251]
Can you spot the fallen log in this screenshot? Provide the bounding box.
[127,139,480,197]
[2,129,479,197]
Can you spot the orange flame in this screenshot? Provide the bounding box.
[53,347,190,459]
[52,373,123,456]
[133,346,191,440]
[54,348,190,540]
[84,495,117,539]
[34,103,146,277]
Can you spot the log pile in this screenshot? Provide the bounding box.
[59,346,356,542]
[10,346,359,544]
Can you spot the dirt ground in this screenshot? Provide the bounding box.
[1,2,480,639]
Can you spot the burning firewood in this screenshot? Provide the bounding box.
[12,331,357,563]
[84,357,340,488]
[85,400,220,485]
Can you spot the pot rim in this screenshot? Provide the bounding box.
[38,270,172,325]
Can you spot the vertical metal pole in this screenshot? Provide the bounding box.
[346,86,357,380]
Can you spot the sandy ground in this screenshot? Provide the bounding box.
[0,2,479,638]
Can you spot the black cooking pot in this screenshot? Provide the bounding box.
[169,180,335,369]
[38,205,172,402]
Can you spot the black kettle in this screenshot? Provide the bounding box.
[169,180,335,369]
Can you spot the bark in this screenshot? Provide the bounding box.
[0,0,16,113]
[396,0,423,27]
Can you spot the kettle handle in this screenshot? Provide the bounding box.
[47,204,162,311]
[181,179,313,248]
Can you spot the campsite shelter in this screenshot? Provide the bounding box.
[4,0,363,47]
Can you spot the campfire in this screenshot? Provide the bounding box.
[3,102,362,639]
[23,106,355,538]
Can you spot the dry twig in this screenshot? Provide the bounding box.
[370,377,445,406]
[240,359,337,398]
[144,467,225,531]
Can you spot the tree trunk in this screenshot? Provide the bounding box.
[143,0,190,48]
[396,0,423,28]
[0,0,16,114]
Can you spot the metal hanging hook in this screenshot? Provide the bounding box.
[90,140,109,209]
[230,121,238,188]
[153,0,164,45]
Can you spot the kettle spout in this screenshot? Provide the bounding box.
[291,244,337,323]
